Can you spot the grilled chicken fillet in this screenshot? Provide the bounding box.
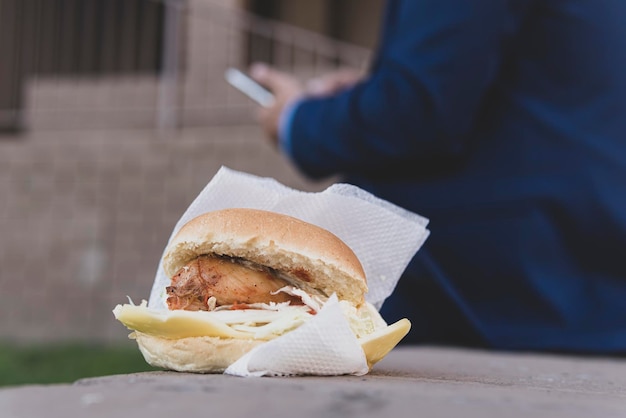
[166,255,301,311]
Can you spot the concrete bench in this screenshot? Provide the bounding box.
[2,346,625,418]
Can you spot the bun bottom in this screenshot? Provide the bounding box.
[134,332,264,373]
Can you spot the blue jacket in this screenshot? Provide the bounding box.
[285,0,626,352]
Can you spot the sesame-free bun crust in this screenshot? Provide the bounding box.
[163,208,367,305]
[135,332,263,373]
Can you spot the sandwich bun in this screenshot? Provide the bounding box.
[162,208,368,305]
[134,333,264,373]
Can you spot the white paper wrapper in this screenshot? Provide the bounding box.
[147,166,429,376]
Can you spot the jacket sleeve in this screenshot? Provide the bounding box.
[287,0,531,179]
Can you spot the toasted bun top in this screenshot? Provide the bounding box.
[163,208,367,305]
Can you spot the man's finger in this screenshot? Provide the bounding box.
[249,62,270,83]
[250,62,279,88]
[250,62,295,92]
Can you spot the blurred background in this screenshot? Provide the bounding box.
[0,0,383,384]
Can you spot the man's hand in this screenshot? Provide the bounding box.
[249,63,304,147]
[249,63,364,147]
[305,68,364,97]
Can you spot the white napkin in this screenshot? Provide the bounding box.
[147,166,429,376]
[225,295,369,377]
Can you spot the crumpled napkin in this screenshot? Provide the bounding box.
[225,295,369,377]
[148,166,429,376]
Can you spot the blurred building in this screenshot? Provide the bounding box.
[0,0,381,344]
[0,0,380,132]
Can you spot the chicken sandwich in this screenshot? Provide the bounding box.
[114,208,410,373]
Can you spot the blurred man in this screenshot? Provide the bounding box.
[251,0,626,353]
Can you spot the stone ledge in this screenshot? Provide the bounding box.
[2,347,626,418]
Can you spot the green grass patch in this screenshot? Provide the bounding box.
[0,343,158,387]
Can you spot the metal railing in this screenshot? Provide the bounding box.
[0,0,372,133]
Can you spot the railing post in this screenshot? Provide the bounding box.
[157,0,184,135]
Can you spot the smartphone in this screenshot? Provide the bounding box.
[225,67,275,107]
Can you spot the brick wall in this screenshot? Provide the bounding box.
[0,126,330,344]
